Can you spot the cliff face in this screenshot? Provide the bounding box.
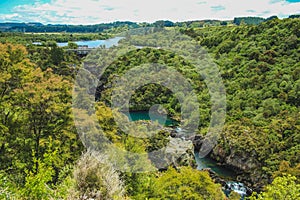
[210,144,267,191]
[212,145,260,172]
[193,135,267,191]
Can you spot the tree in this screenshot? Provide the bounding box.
[50,45,64,65]
[0,43,35,172]
[67,42,78,49]
[149,167,225,200]
[0,43,81,187]
[249,174,300,200]
[21,145,57,200]
[14,67,80,177]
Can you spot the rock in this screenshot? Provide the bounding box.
[170,130,177,137]
[210,145,264,190]
[192,135,204,151]
[165,137,196,168]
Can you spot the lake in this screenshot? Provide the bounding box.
[33,37,124,48]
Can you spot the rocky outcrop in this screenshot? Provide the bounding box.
[211,145,258,171]
[167,137,196,167]
[210,145,267,191]
[192,135,266,191]
[149,127,196,170]
[192,135,205,151]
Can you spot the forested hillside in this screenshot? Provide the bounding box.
[185,18,300,188]
[0,18,299,199]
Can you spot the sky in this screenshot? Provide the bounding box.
[0,0,299,24]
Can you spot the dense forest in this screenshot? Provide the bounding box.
[185,18,300,185]
[0,17,299,200]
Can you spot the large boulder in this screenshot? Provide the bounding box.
[165,137,196,168]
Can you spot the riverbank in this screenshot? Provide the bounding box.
[126,111,254,198]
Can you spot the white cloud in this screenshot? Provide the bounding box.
[0,0,299,24]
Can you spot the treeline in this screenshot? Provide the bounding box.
[232,14,300,25]
[1,15,299,33]
[233,17,265,25]
[0,21,139,33]
[0,20,226,32]
[0,32,110,44]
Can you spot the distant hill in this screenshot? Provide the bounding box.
[289,14,300,19]
[0,20,232,32]
[0,15,298,32]
[0,20,234,33]
[0,21,140,33]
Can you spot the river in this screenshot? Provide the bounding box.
[127,111,235,176]
[128,110,249,199]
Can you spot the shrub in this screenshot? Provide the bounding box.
[68,150,125,200]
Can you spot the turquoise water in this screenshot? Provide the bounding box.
[125,111,176,126]
[57,36,123,48]
[128,111,247,198]
[194,152,236,179]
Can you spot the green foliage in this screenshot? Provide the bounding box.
[95,46,210,126]
[249,174,300,200]
[92,18,300,186]
[149,167,225,200]
[0,43,82,198]
[27,43,81,77]
[0,171,17,200]
[186,18,300,183]
[228,191,241,200]
[21,148,56,200]
[273,161,300,178]
[50,45,64,65]
[124,167,225,200]
[67,41,78,49]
